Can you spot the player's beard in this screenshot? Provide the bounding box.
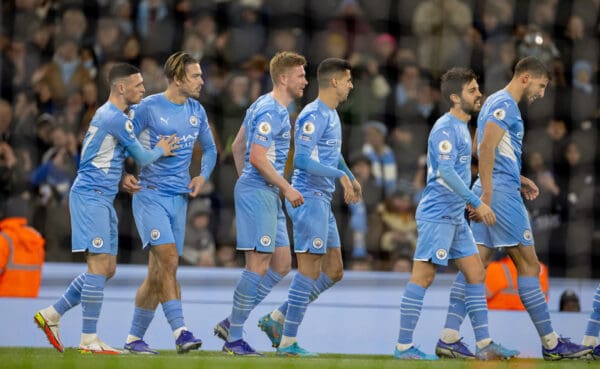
[461,99,480,115]
[523,85,540,104]
[288,85,303,100]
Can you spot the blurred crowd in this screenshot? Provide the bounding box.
[0,0,598,278]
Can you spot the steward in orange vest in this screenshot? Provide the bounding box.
[485,256,549,310]
[0,217,45,297]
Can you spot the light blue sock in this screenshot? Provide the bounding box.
[81,273,106,334]
[397,282,426,344]
[129,307,155,339]
[276,272,335,317]
[53,273,86,315]
[309,272,334,302]
[277,301,288,316]
[584,283,600,337]
[443,272,466,331]
[254,269,283,307]
[229,270,262,341]
[282,273,315,338]
[465,283,490,342]
[161,300,185,332]
[518,276,553,337]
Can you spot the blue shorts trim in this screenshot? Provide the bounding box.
[470,187,534,248]
[414,220,478,266]
[132,190,188,255]
[286,197,340,255]
[70,190,118,255]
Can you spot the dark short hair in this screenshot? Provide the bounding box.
[440,67,478,105]
[514,56,550,79]
[317,58,352,87]
[108,63,140,85]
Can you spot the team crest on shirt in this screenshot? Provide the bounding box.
[125,120,134,133]
[312,238,324,249]
[436,248,448,260]
[258,122,272,135]
[438,140,452,154]
[92,237,104,248]
[150,229,161,240]
[128,110,135,120]
[260,235,272,247]
[523,230,532,241]
[493,108,506,120]
[189,115,198,126]
[302,122,315,134]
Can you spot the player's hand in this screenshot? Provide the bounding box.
[340,175,358,204]
[351,178,362,199]
[474,202,496,226]
[466,204,481,223]
[188,175,206,198]
[155,134,179,156]
[520,176,539,201]
[284,185,304,208]
[121,173,141,194]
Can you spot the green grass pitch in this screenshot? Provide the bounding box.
[1,348,597,369]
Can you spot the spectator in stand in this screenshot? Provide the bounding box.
[377,190,417,264]
[570,59,598,124]
[347,155,383,259]
[559,290,581,312]
[30,126,79,261]
[362,120,397,197]
[561,141,595,278]
[41,37,91,108]
[182,205,216,267]
[93,18,124,65]
[412,0,473,77]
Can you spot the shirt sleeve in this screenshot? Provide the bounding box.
[483,99,513,132]
[293,112,345,178]
[105,113,138,148]
[195,106,217,179]
[250,108,279,149]
[125,140,164,167]
[337,155,355,181]
[431,128,481,207]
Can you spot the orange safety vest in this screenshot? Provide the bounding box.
[0,217,45,297]
[486,257,549,310]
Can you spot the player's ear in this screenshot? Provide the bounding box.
[449,93,460,105]
[116,81,125,95]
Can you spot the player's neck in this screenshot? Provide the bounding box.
[108,94,128,112]
[504,80,524,103]
[449,107,470,123]
[317,91,339,109]
[164,86,187,105]
[271,86,293,108]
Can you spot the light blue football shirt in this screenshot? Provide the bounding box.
[131,93,216,195]
[474,89,523,193]
[416,112,473,224]
[71,101,137,196]
[237,93,291,192]
[292,99,342,201]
